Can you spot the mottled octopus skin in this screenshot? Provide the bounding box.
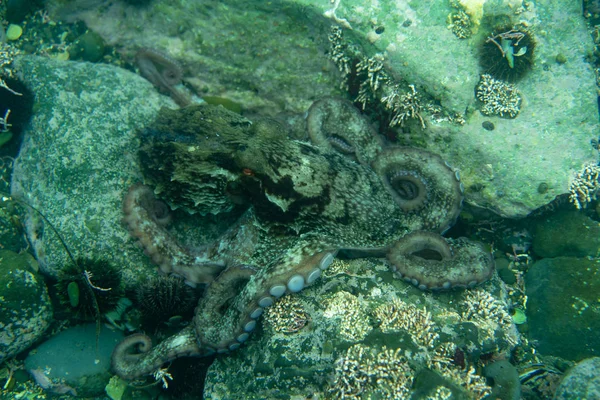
[112,103,491,379]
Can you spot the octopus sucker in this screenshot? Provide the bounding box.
[111,103,492,379]
[307,97,383,165]
[194,249,334,352]
[384,170,429,212]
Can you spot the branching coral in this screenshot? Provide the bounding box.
[382,84,426,128]
[328,27,429,130]
[263,295,310,334]
[374,298,439,348]
[475,74,521,118]
[568,164,600,209]
[448,9,473,39]
[330,344,414,399]
[323,291,372,341]
[461,288,519,348]
[429,342,492,400]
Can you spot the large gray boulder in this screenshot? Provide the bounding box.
[554,357,600,400]
[11,55,173,279]
[526,257,600,361]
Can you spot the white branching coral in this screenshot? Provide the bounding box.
[448,9,473,39]
[374,298,439,348]
[263,295,310,334]
[328,26,353,90]
[382,84,426,128]
[328,27,427,129]
[323,291,372,341]
[461,288,519,348]
[569,164,600,209]
[475,74,521,118]
[427,386,453,400]
[356,53,385,89]
[330,344,414,399]
[462,289,512,325]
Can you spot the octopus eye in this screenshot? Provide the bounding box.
[137,188,171,226]
[385,170,428,212]
[242,168,254,176]
[150,199,171,226]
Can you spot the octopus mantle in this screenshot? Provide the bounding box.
[111,102,493,379]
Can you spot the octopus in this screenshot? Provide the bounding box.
[111,99,494,379]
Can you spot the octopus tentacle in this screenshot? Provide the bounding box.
[112,250,336,380]
[134,48,190,107]
[111,326,209,379]
[387,231,494,291]
[192,264,256,352]
[194,248,336,353]
[123,184,226,285]
[371,147,464,233]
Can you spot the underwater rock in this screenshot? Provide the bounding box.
[554,357,600,400]
[25,324,124,397]
[0,250,52,365]
[0,201,29,253]
[532,210,600,258]
[50,0,599,219]
[304,0,597,217]
[70,30,106,62]
[526,257,600,360]
[10,55,173,280]
[48,0,340,115]
[484,360,521,400]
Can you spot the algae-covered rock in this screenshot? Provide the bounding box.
[532,210,600,258]
[0,200,28,253]
[70,30,106,62]
[485,360,521,400]
[0,250,52,364]
[25,324,124,397]
[554,357,600,400]
[11,55,173,282]
[204,259,517,399]
[526,257,600,361]
[49,0,340,115]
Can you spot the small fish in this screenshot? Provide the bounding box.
[519,363,561,384]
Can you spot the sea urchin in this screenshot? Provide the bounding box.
[479,25,535,82]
